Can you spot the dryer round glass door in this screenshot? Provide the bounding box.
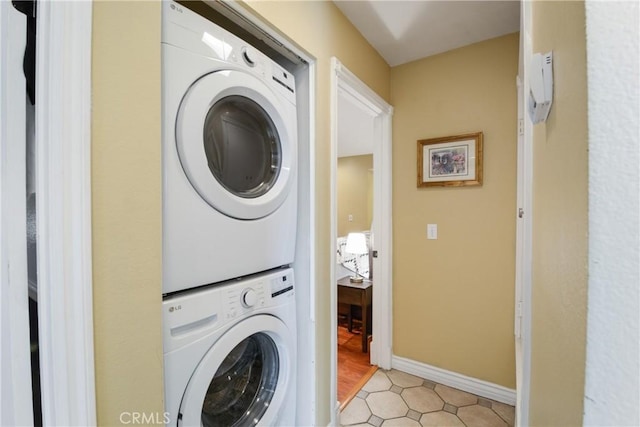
[176,70,296,220]
[203,95,280,199]
[179,315,293,427]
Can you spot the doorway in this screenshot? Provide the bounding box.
[330,58,393,419]
[335,104,376,406]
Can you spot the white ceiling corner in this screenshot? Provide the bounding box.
[333,0,521,67]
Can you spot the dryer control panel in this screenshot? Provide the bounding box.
[162,0,297,106]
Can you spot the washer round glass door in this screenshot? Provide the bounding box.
[176,70,295,220]
[179,315,293,427]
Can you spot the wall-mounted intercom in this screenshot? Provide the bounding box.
[528,51,553,124]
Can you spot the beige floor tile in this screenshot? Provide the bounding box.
[434,384,478,407]
[363,370,393,393]
[340,397,371,426]
[381,417,421,427]
[367,391,408,419]
[419,411,465,427]
[491,401,515,426]
[347,367,514,427]
[401,387,444,413]
[386,369,424,388]
[457,405,508,427]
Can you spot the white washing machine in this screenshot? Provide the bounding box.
[163,268,297,426]
[162,1,298,294]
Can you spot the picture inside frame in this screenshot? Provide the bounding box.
[417,132,483,187]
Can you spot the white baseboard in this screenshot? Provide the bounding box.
[391,355,516,405]
[331,400,340,427]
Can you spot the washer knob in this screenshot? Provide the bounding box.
[241,288,258,308]
[242,47,257,67]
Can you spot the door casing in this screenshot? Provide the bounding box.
[329,57,394,423]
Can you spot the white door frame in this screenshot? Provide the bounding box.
[0,2,33,425]
[514,0,533,424]
[35,2,96,425]
[330,57,394,416]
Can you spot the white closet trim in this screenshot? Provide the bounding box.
[35,2,96,425]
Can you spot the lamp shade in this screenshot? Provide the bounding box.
[345,232,368,255]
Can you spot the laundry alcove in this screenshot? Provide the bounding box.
[175,2,317,425]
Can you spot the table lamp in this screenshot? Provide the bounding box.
[345,232,368,283]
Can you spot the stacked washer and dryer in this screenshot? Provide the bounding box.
[161,2,298,425]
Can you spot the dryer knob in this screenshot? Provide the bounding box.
[242,47,257,67]
[241,288,258,308]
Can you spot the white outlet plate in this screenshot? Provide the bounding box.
[427,224,438,240]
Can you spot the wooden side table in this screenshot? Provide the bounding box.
[337,276,372,353]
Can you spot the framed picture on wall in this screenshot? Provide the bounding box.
[417,132,483,187]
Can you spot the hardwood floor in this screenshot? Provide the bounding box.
[337,323,377,409]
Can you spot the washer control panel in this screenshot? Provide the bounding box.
[162,268,294,353]
[226,283,266,320]
[270,270,294,299]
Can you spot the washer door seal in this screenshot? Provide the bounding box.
[176,70,295,220]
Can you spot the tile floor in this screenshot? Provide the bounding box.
[340,369,514,427]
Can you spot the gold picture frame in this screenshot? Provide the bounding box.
[417,132,483,187]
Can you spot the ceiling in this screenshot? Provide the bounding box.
[337,88,376,158]
[333,0,521,67]
[336,0,520,157]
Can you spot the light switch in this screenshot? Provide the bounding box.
[348,214,353,222]
[427,224,438,240]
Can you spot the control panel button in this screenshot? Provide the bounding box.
[242,47,257,67]
[241,288,258,308]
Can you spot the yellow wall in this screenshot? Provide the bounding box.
[242,2,390,424]
[529,2,588,425]
[391,33,519,388]
[337,155,374,236]
[92,2,164,424]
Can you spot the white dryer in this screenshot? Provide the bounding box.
[163,268,297,426]
[162,1,298,294]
